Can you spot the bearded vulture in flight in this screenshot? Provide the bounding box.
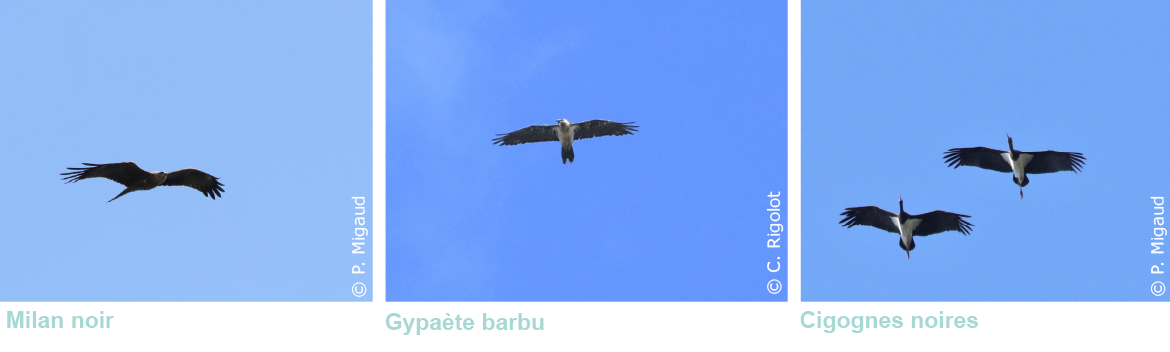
[492,119,638,164]
[62,162,225,202]
[840,195,973,259]
[944,134,1085,199]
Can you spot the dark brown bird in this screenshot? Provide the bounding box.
[62,162,225,202]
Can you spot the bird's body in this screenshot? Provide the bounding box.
[892,213,922,254]
[944,134,1085,198]
[119,171,169,199]
[1006,150,1032,188]
[493,119,638,164]
[839,195,973,258]
[554,119,576,162]
[62,162,224,202]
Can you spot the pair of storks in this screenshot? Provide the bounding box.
[840,135,1085,258]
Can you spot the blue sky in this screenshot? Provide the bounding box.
[387,1,786,301]
[804,1,1170,301]
[0,2,371,301]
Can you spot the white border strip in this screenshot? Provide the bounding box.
[9,303,1169,349]
[787,0,802,303]
[372,0,387,303]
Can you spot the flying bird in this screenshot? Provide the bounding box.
[840,195,973,259]
[944,134,1085,199]
[62,162,225,202]
[492,119,638,164]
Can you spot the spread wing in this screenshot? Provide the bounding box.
[908,211,972,236]
[1021,150,1085,174]
[61,162,149,186]
[571,120,638,140]
[944,147,1012,173]
[839,206,899,234]
[162,168,225,199]
[492,124,559,146]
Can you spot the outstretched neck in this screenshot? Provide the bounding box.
[898,198,907,221]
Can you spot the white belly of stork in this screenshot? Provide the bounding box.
[893,216,921,248]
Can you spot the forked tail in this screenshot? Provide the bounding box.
[108,188,134,202]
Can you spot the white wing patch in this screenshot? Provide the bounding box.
[1017,153,1033,171]
[1014,153,1033,180]
[902,218,922,236]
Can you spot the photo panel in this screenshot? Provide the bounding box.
[387,0,787,301]
[0,1,373,301]
[803,1,1169,301]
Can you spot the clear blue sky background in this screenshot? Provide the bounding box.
[0,2,371,301]
[388,1,785,301]
[804,1,1170,301]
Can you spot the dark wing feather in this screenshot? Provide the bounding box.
[492,124,559,145]
[943,147,1012,173]
[839,206,900,234]
[909,211,972,236]
[571,120,638,140]
[61,162,149,186]
[162,168,225,199]
[1022,151,1085,174]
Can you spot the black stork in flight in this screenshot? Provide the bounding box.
[944,134,1085,199]
[840,195,973,259]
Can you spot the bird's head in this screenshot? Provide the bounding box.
[152,171,167,180]
[906,250,911,259]
[556,119,569,126]
[1006,133,1014,149]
